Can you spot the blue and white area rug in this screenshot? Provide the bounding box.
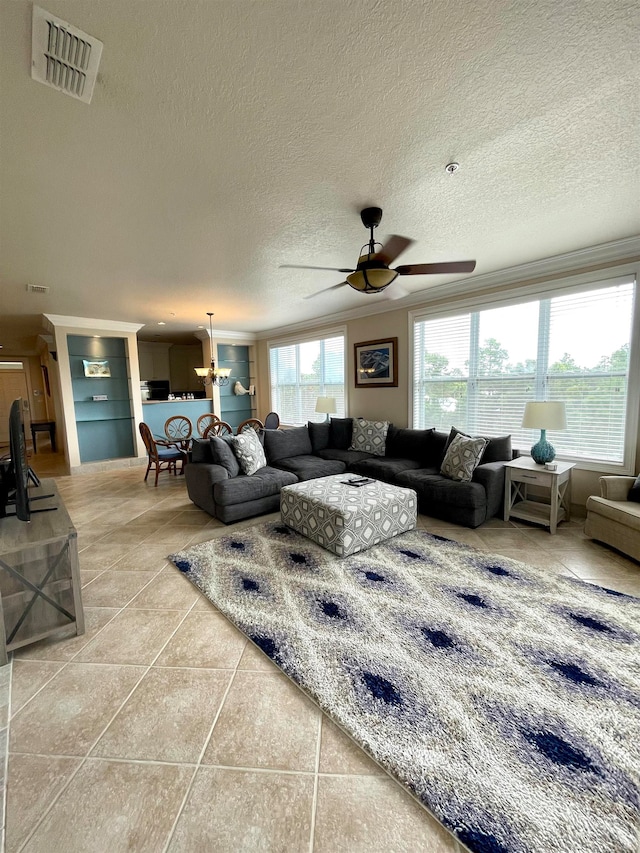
[170,522,640,853]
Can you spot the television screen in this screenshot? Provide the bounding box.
[8,398,30,521]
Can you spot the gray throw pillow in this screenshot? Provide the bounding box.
[446,426,511,464]
[440,433,488,482]
[308,421,331,452]
[330,418,353,450]
[349,418,389,456]
[628,474,640,503]
[231,428,267,476]
[209,435,240,477]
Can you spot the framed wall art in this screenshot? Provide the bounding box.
[354,337,398,388]
[83,359,111,378]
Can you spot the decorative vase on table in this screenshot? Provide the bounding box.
[521,401,567,465]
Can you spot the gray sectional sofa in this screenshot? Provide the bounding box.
[185,418,515,528]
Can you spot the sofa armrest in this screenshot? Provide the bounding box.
[184,462,229,516]
[472,461,507,519]
[598,475,636,501]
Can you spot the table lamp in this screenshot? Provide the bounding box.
[315,397,336,422]
[521,401,567,464]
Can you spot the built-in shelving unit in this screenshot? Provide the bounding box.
[217,344,255,430]
[68,335,135,463]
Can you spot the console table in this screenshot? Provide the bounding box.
[503,457,575,534]
[0,480,84,665]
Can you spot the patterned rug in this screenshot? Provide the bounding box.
[170,522,640,853]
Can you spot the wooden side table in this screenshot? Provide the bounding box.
[504,457,575,534]
[0,479,84,665]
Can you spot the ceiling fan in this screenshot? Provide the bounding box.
[281,207,476,299]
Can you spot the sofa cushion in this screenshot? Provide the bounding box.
[349,418,389,456]
[232,428,267,475]
[190,437,213,464]
[316,448,374,466]
[214,466,297,506]
[441,434,488,482]
[263,425,312,463]
[385,427,433,462]
[628,474,640,503]
[348,456,423,483]
[272,455,346,481]
[446,426,512,464]
[330,417,353,450]
[308,421,331,452]
[586,495,640,532]
[209,435,240,477]
[397,468,487,509]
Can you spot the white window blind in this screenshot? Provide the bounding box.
[269,334,345,425]
[413,279,635,465]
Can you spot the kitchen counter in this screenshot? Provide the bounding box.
[141,399,214,436]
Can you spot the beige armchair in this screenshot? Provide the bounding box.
[585,476,640,562]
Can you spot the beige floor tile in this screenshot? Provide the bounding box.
[11,607,120,662]
[203,671,320,771]
[76,541,131,572]
[80,571,157,607]
[313,775,457,852]
[155,611,246,669]
[92,667,232,763]
[10,660,65,715]
[474,529,539,550]
[167,766,314,852]
[73,609,185,665]
[190,592,219,610]
[20,759,193,853]
[318,716,383,776]
[10,663,145,756]
[556,550,631,578]
[5,754,82,852]
[111,544,174,572]
[496,549,577,576]
[126,572,201,610]
[428,528,486,549]
[237,639,279,671]
[80,569,104,587]
[140,526,197,549]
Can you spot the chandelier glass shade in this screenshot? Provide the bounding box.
[194,312,231,387]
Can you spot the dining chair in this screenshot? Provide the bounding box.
[197,413,220,436]
[203,421,233,437]
[139,422,186,486]
[264,412,280,430]
[237,418,264,434]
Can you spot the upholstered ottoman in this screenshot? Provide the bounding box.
[280,474,417,557]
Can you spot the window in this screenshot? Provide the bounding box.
[269,333,345,425]
[412,278,636,466]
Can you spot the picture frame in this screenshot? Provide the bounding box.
[354,337,398,388]
[83,359,111,378]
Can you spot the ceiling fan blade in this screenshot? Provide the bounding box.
[280,264,355,273]
[377,235,414,266]
[303,282,348,300]
[395,260,476,276]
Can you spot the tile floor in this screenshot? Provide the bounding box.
[3,463,639,853]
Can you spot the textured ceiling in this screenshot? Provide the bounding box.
[1,0,639,353]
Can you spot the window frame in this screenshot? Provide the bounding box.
[267,325,347,426]
[409,267,640,473]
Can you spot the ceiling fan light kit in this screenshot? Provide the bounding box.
[282,206,476,298]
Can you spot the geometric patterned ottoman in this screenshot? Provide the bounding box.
[280,474,417,557]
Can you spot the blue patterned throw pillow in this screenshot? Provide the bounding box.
[349,419,389,456]
[231,428,267,476]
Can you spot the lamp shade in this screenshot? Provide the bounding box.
[315,397,337,415]
[346,265,398,293]
[521,401,567,430]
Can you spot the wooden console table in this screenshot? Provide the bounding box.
[0,479,84,665]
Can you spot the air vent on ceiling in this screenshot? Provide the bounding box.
[26,284,50,294]
[31,5,103,104]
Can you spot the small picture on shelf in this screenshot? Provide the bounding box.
[83,359,111,378]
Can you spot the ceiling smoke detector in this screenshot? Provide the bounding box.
[31,5,103,104]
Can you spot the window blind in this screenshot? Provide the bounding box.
[413,279,635,465]
[269,334,345,425]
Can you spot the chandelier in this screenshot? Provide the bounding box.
[194,312,231,387]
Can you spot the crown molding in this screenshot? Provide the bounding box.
[256,236,640,340]
[193,328,257,343]
[43,314,145,333]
